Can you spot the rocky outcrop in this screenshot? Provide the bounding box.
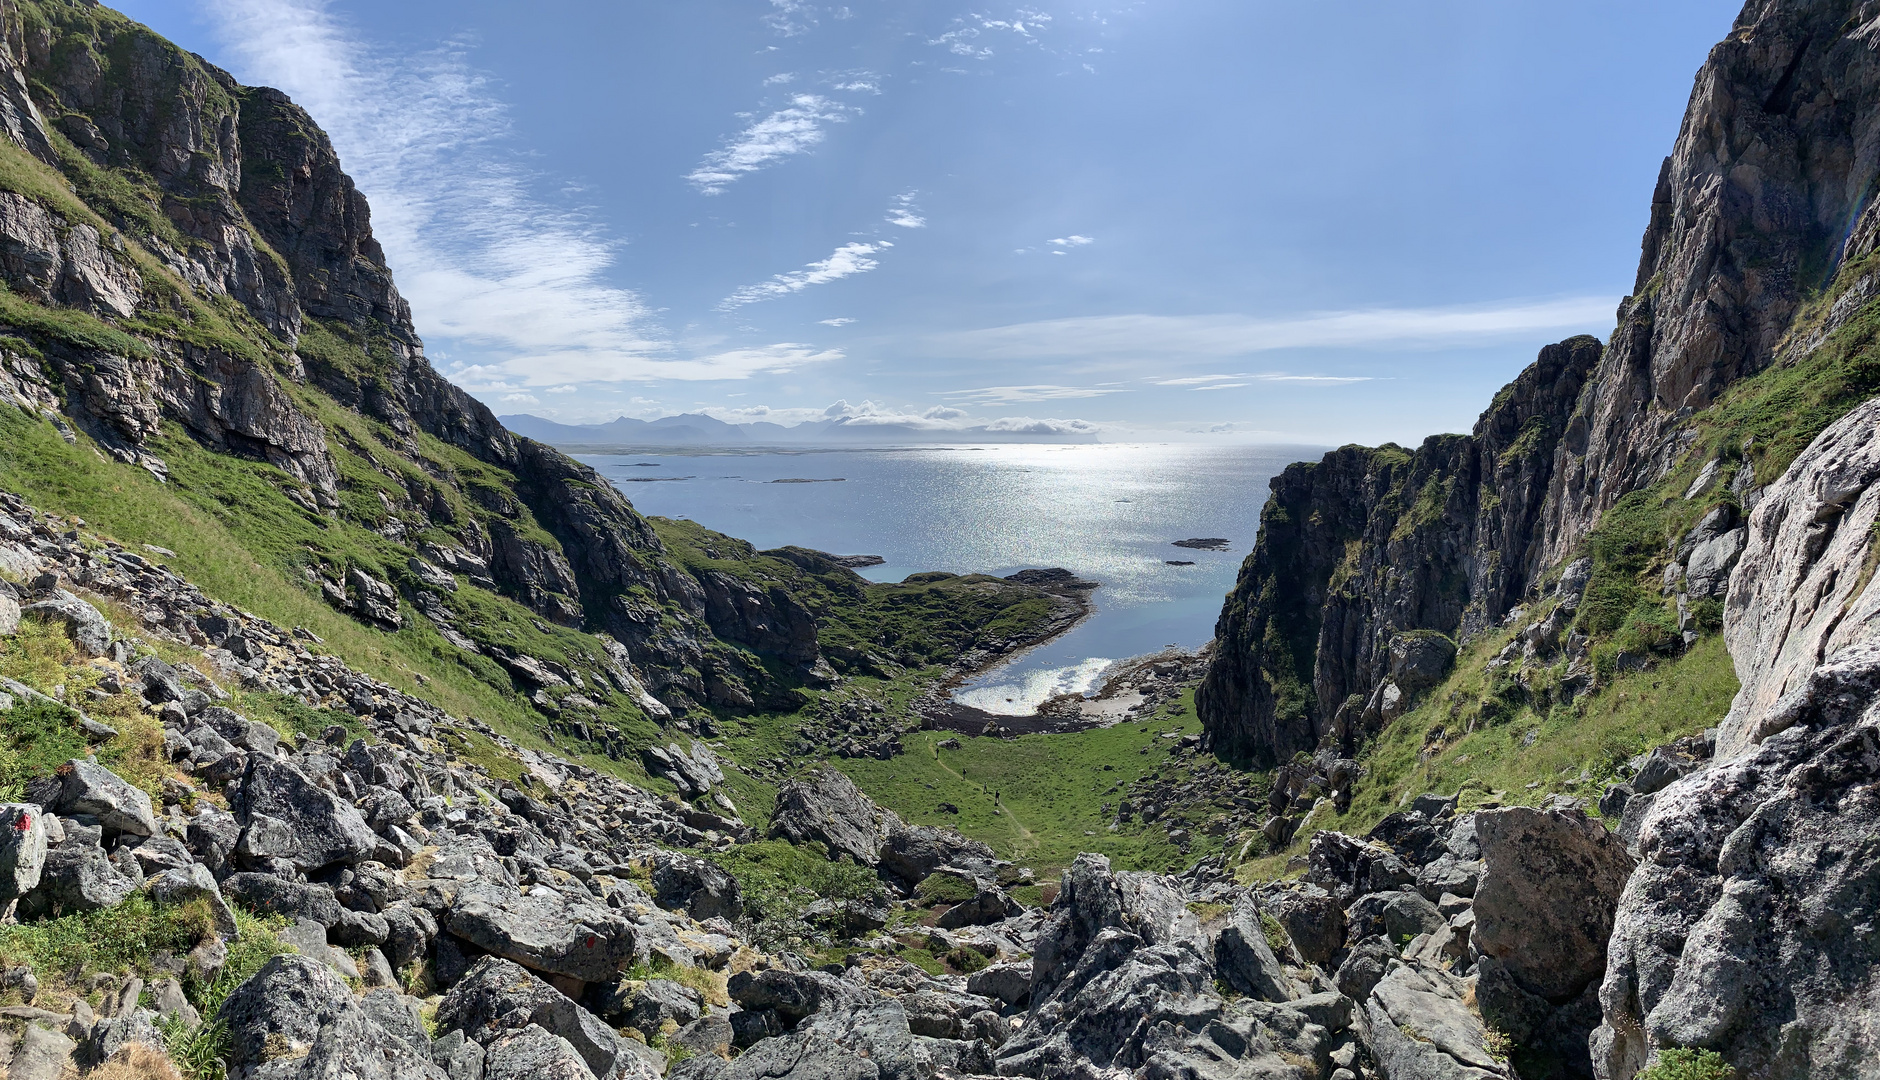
[1592,397,1880,1080]
[1199,337,1600,765]
[1715,397,1880,758]
[1541,1,1880,565]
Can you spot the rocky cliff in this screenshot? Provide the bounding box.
[1198,337,1600,766]
[0,0,1083,741]
[1201,0,1880,769]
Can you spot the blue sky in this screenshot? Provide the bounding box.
[118,0,1739,443]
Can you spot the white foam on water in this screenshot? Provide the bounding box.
[954,656,1116,715]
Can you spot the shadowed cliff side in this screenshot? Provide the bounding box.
[1197,337,1599,767]
[1203,0,1880,768]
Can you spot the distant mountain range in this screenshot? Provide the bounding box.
[497,412,1102,447]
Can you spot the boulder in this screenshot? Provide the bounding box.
[233,758,378,872]
[1347,889,1445,944]
[432,1031,486,1080]
[727,968,864,1023]
[147,863,238,939]
[0,802,50,901]
[219,953,357,1069]
[436,957,630,1080]
[651,851,742,921]
[934,887,1019,929]
[8,1024,77,1080]
[1594,640,1880,1080]
[360,988,432,1056]
[1473,808,1633,1077]
[482,1026,598,1080]
[1473,808,1633,1002]
[17,840,134,916]
[1364,962,1511,1080]
[1306,831,1414,903]
[1260,883,1345,965]
[879,822,998,883]
[768,768,899,866]
[22,591,111,656]
[1333,936,1397,1003]
[966,959,1033,1006]
[52,760,156,837]
[1213,894,1294,1001]
[623,978,703,1035]
[446,883,637,983]
[221,873,344,927]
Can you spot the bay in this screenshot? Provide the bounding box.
[584,443,1312,714]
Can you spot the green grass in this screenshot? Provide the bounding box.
[0,610,169,798]
[834,689,1243,877]
[914,872,979,906]
[1241,631,1737,879]
[1638,1048,1737,1080]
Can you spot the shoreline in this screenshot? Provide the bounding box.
[912,598,1213,737]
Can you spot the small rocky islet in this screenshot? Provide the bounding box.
[0,3,1871,1080]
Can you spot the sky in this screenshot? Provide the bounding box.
[116,0,1743,444]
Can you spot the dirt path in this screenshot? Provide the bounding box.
[928,738,1037,852]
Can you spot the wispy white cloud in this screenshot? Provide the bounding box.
[764,0,816,36]
[939,384,1127,405]
[819,317,857,326]
[764,72,796,85]
[930,9,1054,58]
[200,0,716,387]
[1153,372,1373,387]
[720,241,891,308]
[687,94,856,194]
[886,191,926,229]
[452,342,841,389]
[702,399,1099,435]
[1050,234,1095,247]
[930,297,1617,362]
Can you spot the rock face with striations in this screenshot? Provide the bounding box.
[1198,336,1600,764]
[1592,396,1880,1080]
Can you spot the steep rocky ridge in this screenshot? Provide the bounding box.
[1201,0,1880,769]
[0,0,1088,770]
[1198,336,1600,765]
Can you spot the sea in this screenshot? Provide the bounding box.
[581,443,1313,715]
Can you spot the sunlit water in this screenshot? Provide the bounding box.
[583,444,1310,714]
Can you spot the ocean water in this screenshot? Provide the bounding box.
[582,444,1311,714]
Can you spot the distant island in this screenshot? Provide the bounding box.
[1172,537,1231,551]
[500,411,1103,448]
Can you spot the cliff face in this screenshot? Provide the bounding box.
[1202,0,1880,766]
[0,0,907,714]
[1541,0,1880,565]
[1197,337,1599,766]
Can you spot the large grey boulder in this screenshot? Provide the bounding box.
[445,883,637,983]
[651,851,742,921]
[996,854,1219,1078]
[1306,830,1414,904]
[233,758,378,872]
[147,863,238,939]
[1259,883,1345,965]
[481,1026,597,1080]
[221,953,447,1080]
[221,873,343,927]
[1365,962,1511,1080]
[436,957,630,1080]
[1592,640,1880,1080]
[879,821,998,883]
[1717,397,1880,759]
[967,960,1032,1007]
[768,767,900,865]
[934,886,1019,929]
[8,1023,77,1080]
[52,759,156,837]
[22,591,111,656]
[0,802,49,901]
[17,840,134,916]
[1473,807,1632,1077]
[1212,894,1293,1002]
